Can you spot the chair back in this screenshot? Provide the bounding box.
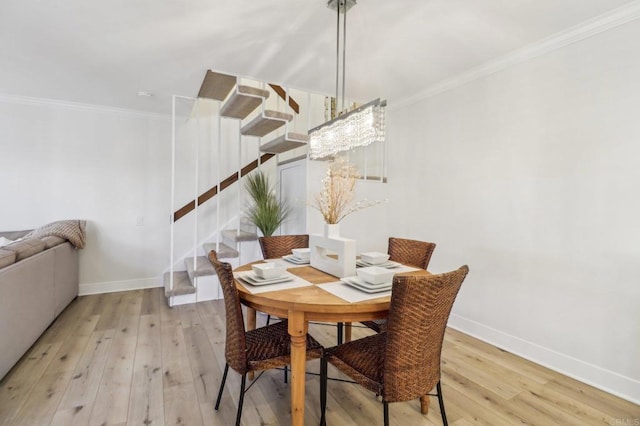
[208,250,248,374]
[259,234,309,259]
[383,265,469,402]
[387,237,436,269]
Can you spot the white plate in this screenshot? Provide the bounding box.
[342,276,392,293]
[236,271,293,286]
[282,254,310,265]
[356,259,401,269]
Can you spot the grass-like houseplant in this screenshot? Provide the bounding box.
[245,170,290,237]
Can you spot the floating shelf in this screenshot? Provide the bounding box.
[241,110,293,137]
[197,70,237,101]
[260,132,309,154]
[220,85,270,119]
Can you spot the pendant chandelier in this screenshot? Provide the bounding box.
[309,0,387,160]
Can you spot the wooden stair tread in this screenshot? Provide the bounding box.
[163,271,195,297]
[241,110,293,137]
[184,256,216,279]
[220,85,270,119]
[260,132,309,154]
[197,70,236,101]
[202,242,239,259]
[222,229,259,243]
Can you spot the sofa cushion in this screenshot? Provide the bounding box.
[0,230,31,241]
[25,220,86,249]
[40,236,66,249]
[3,239,46,261]
[0,249,16,268]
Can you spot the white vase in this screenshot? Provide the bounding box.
[311,223,356,278]
[324,223,340,238]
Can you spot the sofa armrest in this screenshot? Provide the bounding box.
[52,242,79,317]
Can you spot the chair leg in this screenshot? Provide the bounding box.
[320,357,328,426]
[336,322,343,345]
[420,394,430,414]
[383,401,389,426]
[235,374,247,426]
[215,363,229,410]
[284,365,288,383]
[436,381,448,426]
[266,314,271,326]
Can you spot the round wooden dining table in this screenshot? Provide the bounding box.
[233,262,429,426]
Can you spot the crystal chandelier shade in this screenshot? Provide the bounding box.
[308,0,387,161]
[309,99,386,159]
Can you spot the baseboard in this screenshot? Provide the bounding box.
[79,277,162,296]
[448,313,640,405]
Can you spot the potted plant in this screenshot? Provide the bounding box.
[245,170,290,237]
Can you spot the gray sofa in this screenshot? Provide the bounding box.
[0,228,80,380]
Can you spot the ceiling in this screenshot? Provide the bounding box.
[0,0,635,115]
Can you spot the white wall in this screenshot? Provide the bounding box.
[305,14,640,404]
[0,86,324,295]
[0,97,172,293]
[383,19,640,402]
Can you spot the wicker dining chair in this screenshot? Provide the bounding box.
[259,234,350,344]
[208,250,324,426]
[258,234,309,327]
[258,234,309,259]
[360,237,436,333]
[320,265,469,426]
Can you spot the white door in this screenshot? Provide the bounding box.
[278,159,306,235]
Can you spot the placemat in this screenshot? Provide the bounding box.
[318,281,391,303]
[264,258,310,269]
[386,264,422,273]
[234,271,314,294]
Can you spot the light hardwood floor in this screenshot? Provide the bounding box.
[0,288,638,425]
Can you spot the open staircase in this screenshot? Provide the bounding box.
[164,70,308,307]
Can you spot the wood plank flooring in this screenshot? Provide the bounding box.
[1,287,638,425]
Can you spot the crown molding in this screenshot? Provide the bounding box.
[392,1,640,111]
[0,92,170,120]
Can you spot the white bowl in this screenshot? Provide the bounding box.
[360,252,390,265]
[291,248,310,259]
[356,266,394,285]
[252,262,286,279]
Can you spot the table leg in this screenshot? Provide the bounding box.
[246,307,256,380]
[288,310,307,426]
[344,322,352,342]
[246,307,257,330]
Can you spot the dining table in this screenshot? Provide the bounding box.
[233,259,429,426]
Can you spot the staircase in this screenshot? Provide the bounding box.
[164,70,308,307]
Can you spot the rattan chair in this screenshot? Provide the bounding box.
[361,237,436,333]
[258,234,309,259]
[320,265,469,426]
[258,234,309,327]
[209,250,324,426]
[259,234,349,344]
